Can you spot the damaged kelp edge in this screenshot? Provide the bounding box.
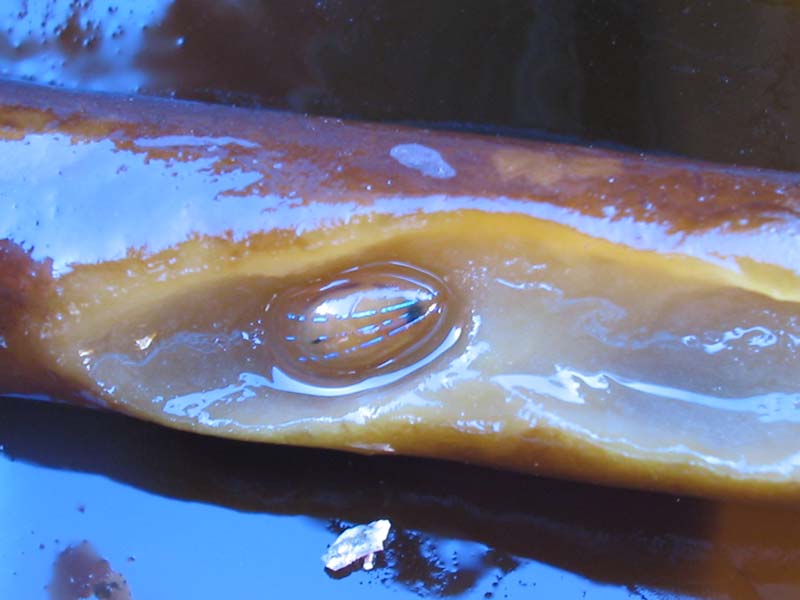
[1,81,800,500]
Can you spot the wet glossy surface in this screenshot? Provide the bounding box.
[1,80,798,500]
[268,262,456,389]
[5,398,800,599]
[2,0,800,170]
[3,1,800,598]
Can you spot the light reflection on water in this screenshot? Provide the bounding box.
[0,411,659,600]
[3,396,800,599]
[0,1,170,92]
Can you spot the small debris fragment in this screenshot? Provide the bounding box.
[134,333,156,351]
[49,541,133,599]
[322,519,391,572]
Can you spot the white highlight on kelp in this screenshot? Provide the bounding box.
[390,143,456,179]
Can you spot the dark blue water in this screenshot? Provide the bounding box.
[4,398,800,599]
[2,403,606,598]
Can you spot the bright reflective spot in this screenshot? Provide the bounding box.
[389,144,456,179]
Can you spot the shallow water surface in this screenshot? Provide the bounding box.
[4,398,800,599]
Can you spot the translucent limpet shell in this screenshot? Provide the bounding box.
[268,262,454,386]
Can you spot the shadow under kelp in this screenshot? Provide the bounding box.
[2,396,800,599]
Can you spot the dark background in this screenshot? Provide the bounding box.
[1,0,799,170]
